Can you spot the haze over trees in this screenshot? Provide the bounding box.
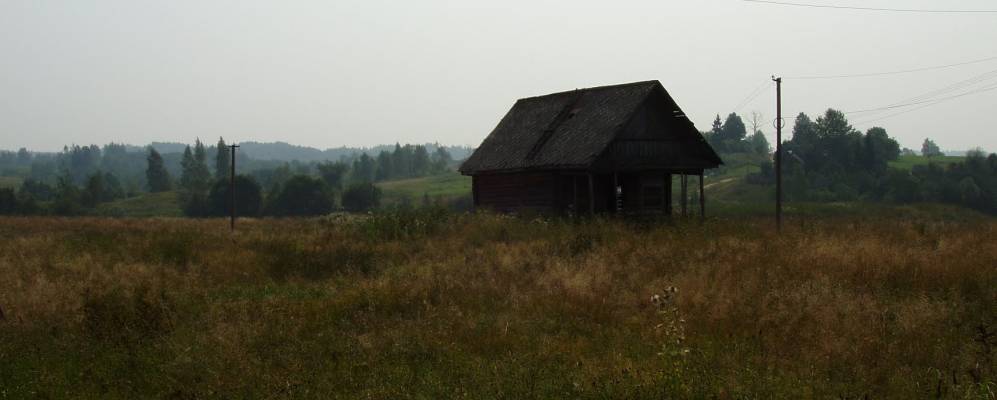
[697,108,995,214]
[0,124,992,216]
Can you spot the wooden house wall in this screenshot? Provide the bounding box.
[618,172,672,213]
[473,172,558,212]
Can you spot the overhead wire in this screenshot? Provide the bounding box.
[846,83,997,124]
[770,56,997,125]
[733,48,997,128]
[851,101,946,126]
[742,0,997,13]
[732,80,773,112]
[846,73,997,114]
[896,67,997,104]
[785,55,997,80]
[844,67,997,121]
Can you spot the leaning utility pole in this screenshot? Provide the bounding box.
[229,144,240,232]
[773,76,783,231]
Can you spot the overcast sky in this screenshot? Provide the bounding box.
[2,0,995,152]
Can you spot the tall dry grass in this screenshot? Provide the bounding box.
[0,211,994,399]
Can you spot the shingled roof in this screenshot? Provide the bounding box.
[460,80,721,174]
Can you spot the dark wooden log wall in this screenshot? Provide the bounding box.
[473,172,558,212]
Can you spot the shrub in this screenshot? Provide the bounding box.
[206,175,263,217]
[0,188,15,215]
[265,175,334,216]
[342,182,382,212]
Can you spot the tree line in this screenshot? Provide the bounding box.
[744,108,997,213]
[703,112,772,156]
[0,140,456,217]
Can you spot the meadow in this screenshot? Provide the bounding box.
[0,209,995,399]
[0,176,22,190]
[889,155,965,170]
[95,191,184,218]
[376,173,472,207]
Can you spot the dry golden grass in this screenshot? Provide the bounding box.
[0,211,995,399]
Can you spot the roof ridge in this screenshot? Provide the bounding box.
[517,80,661,101]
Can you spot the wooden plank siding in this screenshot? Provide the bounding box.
[473,172,559,213]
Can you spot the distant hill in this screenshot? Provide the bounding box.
[147,142,189,154]
[140,141,473,162]
[237,142,472,162]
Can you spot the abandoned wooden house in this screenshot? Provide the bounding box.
[459,80,723,216]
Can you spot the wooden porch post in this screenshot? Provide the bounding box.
[472,177,479,207]
[613,172,620,214]
[660,174,666,213]
[587,173,595,215]
[699,172,705,221]
[572,176,578,215]
[664,173,673,215]
[680,174,688,217]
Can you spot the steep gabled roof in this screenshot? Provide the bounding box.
[460,80,721,174]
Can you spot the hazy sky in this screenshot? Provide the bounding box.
[2,0,996,152]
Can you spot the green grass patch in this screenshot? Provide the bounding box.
[0,176,23,189]
[95,191,183,217]
[889,154,963,170]
[376,172,471,205]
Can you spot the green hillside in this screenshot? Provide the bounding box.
[376,173,471,206]
[888,155,962,170]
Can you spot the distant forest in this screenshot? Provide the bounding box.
[703,109,997,214]
[0,140,472,217]
[145,141,474,164]
[1,115,995,217]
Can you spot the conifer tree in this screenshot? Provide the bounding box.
[145,148,172,192]
[179,139,213,216]
[215,137,231,181]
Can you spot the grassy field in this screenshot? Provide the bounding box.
[376,172,471,206]
[0,176,23,189]
[1,211,994,398]
[95,191,183,217]
[890,154,964,170]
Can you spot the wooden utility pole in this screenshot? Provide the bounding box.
[773,76,783,231]
[229,144,240,232]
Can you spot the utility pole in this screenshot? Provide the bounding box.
[773,76,783,231]
[229,144,240,232]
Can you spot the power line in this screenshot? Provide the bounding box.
[900,68,997,103]
[785,55,997,80]
[846,82,997,114]
[742,0,997,13]
[841,66,997,115]
[851,101,945,126]
[851,67,997,118]
[733,80,772,111]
